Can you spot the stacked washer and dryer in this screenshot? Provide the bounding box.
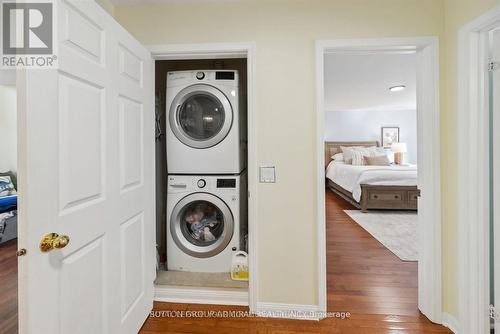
[166,70,247,273]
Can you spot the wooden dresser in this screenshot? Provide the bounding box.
[360,184,420,212]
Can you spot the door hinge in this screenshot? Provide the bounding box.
[16,248,27,257]
[490,304,499,321]
[488,61,499,72]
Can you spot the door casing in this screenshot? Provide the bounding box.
[315,37,442,323]
[148,43,258,312]
[458,5,500,334]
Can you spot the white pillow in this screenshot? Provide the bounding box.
[340,146,363,164]
[351,148,372,165]
[341,146,387,165]
[331,153,344,161]
[351,147,387,166]
[0,176,16,197]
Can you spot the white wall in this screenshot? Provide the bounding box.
[0,85,17,172]
[0,70,15,86]
[325,109,417,164]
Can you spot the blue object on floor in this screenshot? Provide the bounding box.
[0,195,17,213]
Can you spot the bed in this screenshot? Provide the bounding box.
[325,141,419,211]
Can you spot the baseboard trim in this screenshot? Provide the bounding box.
[442,312,459,334]
[256,302,322,320]
[154,285,249,306]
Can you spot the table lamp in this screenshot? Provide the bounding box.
[391,142,407,165]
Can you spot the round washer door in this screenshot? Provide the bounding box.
[170,192,234,258]
[169,84,233,149]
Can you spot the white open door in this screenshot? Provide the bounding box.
[17,1,155,333]
[493,27,500,332]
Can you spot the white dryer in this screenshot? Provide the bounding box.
[166,70,247,174]
[166,173,247,272]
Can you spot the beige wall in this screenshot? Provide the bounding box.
[0,85,17,173]
[441,0,500,317]
[112,0,497,315]
[114,0,445,308]
[96,0,115,16]
[114,0,444,308]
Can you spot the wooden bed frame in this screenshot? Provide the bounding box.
[325,141,419,212]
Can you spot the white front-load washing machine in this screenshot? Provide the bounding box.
[166,173,247,272]
[166,70,247,174]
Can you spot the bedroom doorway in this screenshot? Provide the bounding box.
[324,51,421,319]
[0,80,18,334]
[315,38,442,325]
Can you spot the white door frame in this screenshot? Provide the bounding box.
[315,37,442,323]
[457,5,500,334]
[0,69,15,86]
[147,42,258,312]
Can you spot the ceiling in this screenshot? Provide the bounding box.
[324,52,416,112]
[109,0,245,4]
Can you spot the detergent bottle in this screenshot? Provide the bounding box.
[231,251,249,281]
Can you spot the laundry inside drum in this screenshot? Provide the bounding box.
[180,200,225,246]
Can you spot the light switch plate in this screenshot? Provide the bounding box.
[259,166,276,183]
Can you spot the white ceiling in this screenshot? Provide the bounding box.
[109,0,245,4]
[324,52,416,112]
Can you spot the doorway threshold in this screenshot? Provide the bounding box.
[154,271,249,306]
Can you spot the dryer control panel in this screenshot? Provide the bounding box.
[167,70,239,88]
[217,178,236,188]
[168,175,240,193]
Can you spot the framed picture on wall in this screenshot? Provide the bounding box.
[381,127,400,148]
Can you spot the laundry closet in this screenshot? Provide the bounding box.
[154,59,249,301]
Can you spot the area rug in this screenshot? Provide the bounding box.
[344,210,418,261]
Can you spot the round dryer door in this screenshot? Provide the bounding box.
[169,84,233,149]
[170,193,234,258]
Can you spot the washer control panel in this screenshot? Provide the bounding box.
[195,71,205,80]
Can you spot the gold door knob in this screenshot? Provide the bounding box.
[39,233,70,252]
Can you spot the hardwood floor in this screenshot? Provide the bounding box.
[139,191,451,333]
[0,191,451,333]
[326,190,419,317]
[0,240,18,334]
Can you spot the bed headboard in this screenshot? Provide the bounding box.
[324,141,380,167]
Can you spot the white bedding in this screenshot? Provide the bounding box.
[325,161,418,202]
